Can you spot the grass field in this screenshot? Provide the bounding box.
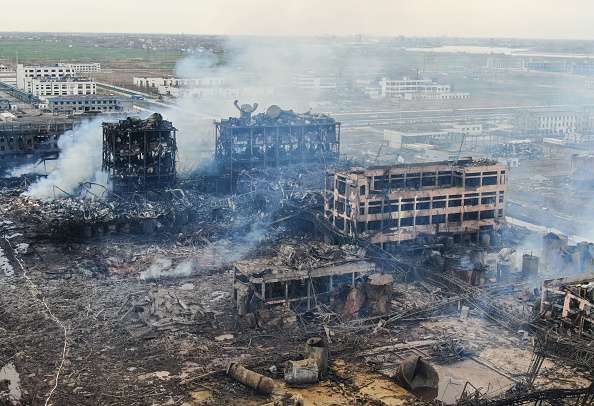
[0,39,184,69]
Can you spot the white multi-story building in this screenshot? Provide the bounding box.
[133,77,225,88]
[170,86,274,99]
[380,77,454,98]
[48,94,133,114]
[516,108,579,135]
[26,78,96,97]
[293,74,338,90]
[565,132,594,146]
[487,58,525,70]
[16,63,99,97]
[16,63,99,79]
[404,92,469,100]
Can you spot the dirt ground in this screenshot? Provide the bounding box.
[0,186,591,406]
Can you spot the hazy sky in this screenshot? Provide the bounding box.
[3,0,593,40]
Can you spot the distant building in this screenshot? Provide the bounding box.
[16,63,99,83]
[572,63,594,76]
[565,132,594,147]
[384,129,450,149]
[380,77,466,99]
[515,107,581,135]
[524,60,567,73]
[487,58,525,70]
[323,158,507,248]
[26,77,96,98]
[133,76,225,88]
[16,63,98,98]
[293,74,338,90]
[48,95,133,114]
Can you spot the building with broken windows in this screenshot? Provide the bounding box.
[323,158,507,249]
[102,113,177,195]
[0,122,74,171]
[214,104,340,172]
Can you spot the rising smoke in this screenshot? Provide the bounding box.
[17,117,111,201]
[139,258,196,280]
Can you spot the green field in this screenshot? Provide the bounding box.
[0,39,184,69]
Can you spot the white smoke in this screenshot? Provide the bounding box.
[139,258,196,280]
[163,37,386,175]
[21,118,110,201]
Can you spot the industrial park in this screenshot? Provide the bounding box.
[0,30,594,406]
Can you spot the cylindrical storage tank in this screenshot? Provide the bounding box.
[284,359,318,386]
[481,233,491,250]
[305,337,328,374]
[542,233,568,265]
[226,362,274,395]
[521,254,539,279]
[496,260,513,282]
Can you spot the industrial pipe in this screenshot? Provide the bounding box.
[226,362,274,395]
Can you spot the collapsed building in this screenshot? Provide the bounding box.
[214,103,340,190]
[0,122,74,172]
[102,113,177,195]
[323,158,508,250]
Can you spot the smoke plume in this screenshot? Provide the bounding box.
[20,118,110,201]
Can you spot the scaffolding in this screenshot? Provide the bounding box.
[102,113,177,195]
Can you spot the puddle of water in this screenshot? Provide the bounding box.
[0,363,22,401]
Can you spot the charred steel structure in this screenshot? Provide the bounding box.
[0,122,74,172]
[214,104,340,171]
[324,158,507,248]
[102,113,177,195]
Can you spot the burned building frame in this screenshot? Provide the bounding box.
[102,113,177,195]
[324,158,508,249]
[233,258,375,314]
[214,108,340,171]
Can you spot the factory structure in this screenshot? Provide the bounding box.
[324,158,507,248]
[102,113,177,195]
[214,103,340,172]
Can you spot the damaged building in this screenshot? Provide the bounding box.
[102,113,177,195]
[232,242,393,320]
[214,103,340,172]
[324,158,507,249]
[0,122,74,172]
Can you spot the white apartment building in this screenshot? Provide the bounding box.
[404,92,469,100]
[487,58,525,70]
[48,94,133,114]
[293,74,338,90]
[27,78,96,97]
[380,77,452,98]
[565,133,594,146]
[68,63,101,73]
[171,86,274,99]
[133,77,225,88]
